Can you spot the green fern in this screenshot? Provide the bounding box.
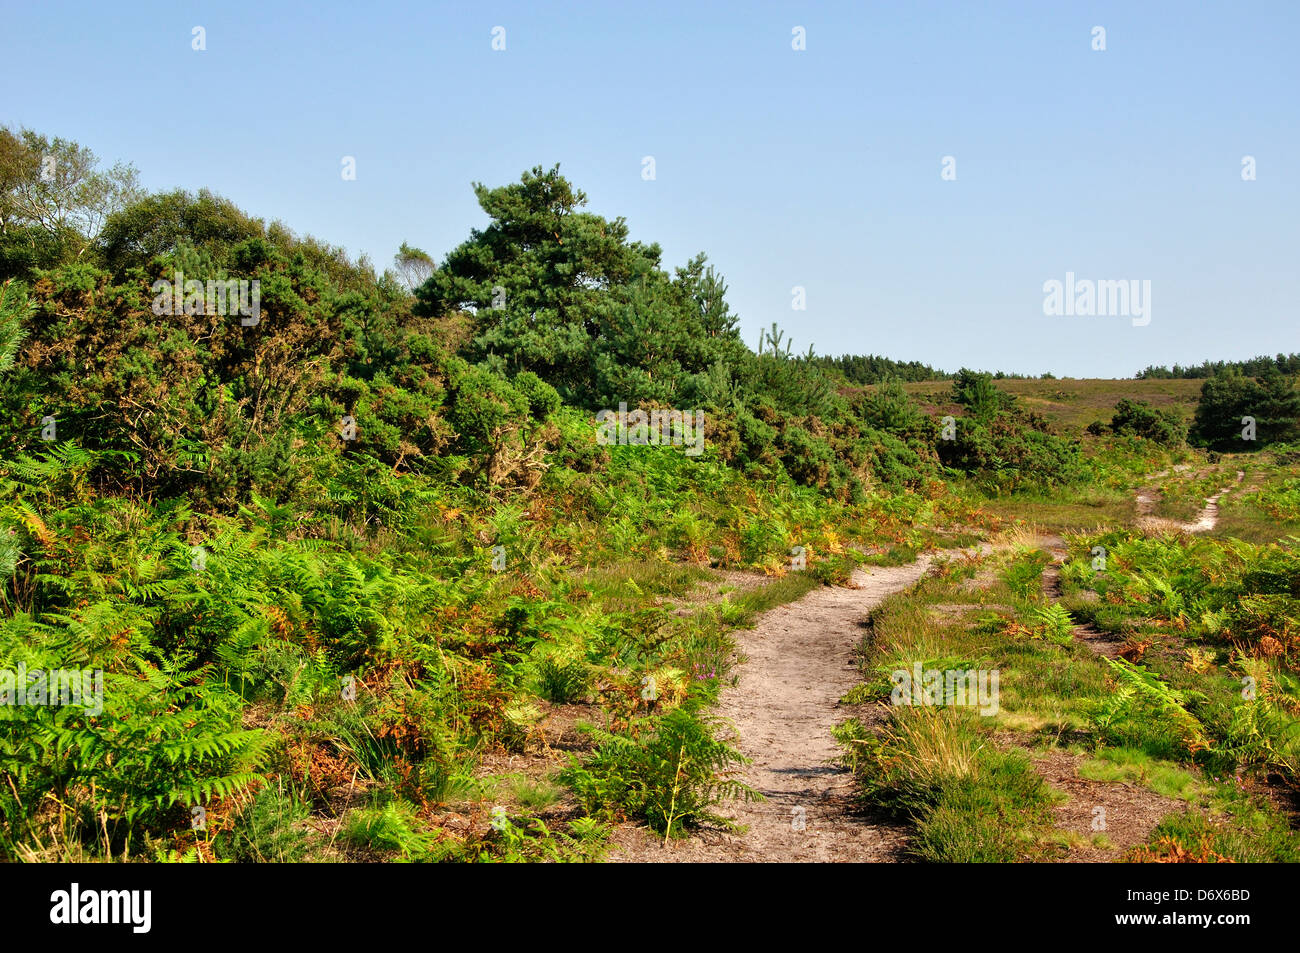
[1093,658,1211,754]
[1026,603,1075,644]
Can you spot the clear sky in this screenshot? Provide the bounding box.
[5,0,1297,377]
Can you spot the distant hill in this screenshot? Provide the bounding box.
[900,378,1205,430]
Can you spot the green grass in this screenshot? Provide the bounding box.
[903,378,1203,432]
[836,708,1062,862]
[910,749,1061,862]
[498,773,563,811]
[1131,788,1300,863]
[1078,748,1211,802]
[861,544,922,566]
[982,498,1133,534]
[834,531,1300,863]
[1209,460,1300,544]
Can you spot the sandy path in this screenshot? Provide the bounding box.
[609,466,1244,863]
[609,557,939,862]
[1184,470,1245,532]
[1136,469,1244,533]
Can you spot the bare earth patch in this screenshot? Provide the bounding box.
[956,571,999,593]
[1029,748,1183,862]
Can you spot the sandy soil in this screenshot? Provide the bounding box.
[1030,748,1183,862]
[608,471,1236,862]
[1136,469,1244,534]
[609,558,940,862]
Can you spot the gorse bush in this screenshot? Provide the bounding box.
[935,372,1082,491]
[1109,398,1187,446]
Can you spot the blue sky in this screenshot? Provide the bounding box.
[5,1,1297,377]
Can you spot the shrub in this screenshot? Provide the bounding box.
[1110,398,1187,446]
[1190,369,1300,450]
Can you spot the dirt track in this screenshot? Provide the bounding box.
[1136,469,1244,533]
[610,470,1225,862]
[609,558,937,862]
